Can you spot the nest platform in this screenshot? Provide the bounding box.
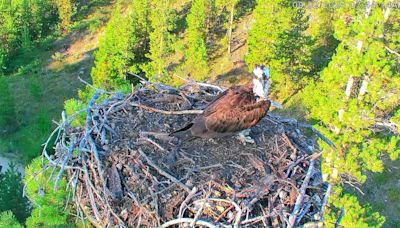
[43,81,332,227]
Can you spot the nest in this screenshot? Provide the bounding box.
[43,80,334,227]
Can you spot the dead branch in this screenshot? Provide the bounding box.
[131,103,203,115]
[288,159,315,228]
[137,148,191,193]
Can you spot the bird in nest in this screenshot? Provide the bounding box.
[170,65,282,144]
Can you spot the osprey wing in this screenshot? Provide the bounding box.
[202,88,271,134]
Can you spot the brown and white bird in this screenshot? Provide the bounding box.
[171,65,280,144]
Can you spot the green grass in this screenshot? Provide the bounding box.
[0,1,118,164]
[0,35,93,165]
[1,60,92,164]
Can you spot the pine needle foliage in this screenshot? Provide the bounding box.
[91,4,133,90]
[143,0,176,83]
[24,158,69,227]
[245,0,314,100]
[0,164,31,224]
[184,0,209,81]
[0,211,23,228]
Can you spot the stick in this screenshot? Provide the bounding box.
[268,114,336,150]
[137,148,191,193]
[174,74,224,92]
[54,137,76,191]
[288,159,315,228]
[160,218,218,228]
[385,45,400,57]
[137,137,167,152]
[78,76,114,95]
[196,198,242,227]
[131,103,203,115]
[319,183,332,221]
[335,207,345,228]
[179,187,198,218]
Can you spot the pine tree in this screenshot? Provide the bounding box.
[325,187,385,227]
[245,0,314,100]
[184,0,209,81]
[24,158,69,227]
[0,164,31,224]
[91,5,134,90]
[215,0,239,55]
[0,1,18,71]
[299,1,399,225]
[0,211,23,228]
[128,0,151,72]
[143,0,176,83]
[56,0,74,33]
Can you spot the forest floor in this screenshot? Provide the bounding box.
[0,2,399,227]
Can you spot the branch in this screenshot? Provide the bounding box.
[160,218,218,228]
[384,46,400,57]
[54,137,77,191]
[268,114,336,150]
[137,148,191,193]
[174,74,224,92]
[131,103,203,115]
[288,159,315,228]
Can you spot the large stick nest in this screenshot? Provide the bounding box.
[44,81,332,227]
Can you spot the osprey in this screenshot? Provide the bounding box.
[171,65,279,144]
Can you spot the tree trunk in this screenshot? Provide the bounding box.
[357,4,390,101]
[227,2,235,56]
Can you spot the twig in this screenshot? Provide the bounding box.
[268,114,336,150]
[196,198,242,227]
[385,45,400,57]
[174,74,224,92]
[319,183,332,221]
[137,137,167,152]
[78,76,114,95]
[335,207,345,228]
[179,187,198,218]
[296,203,312,224]
[160,218,218,228]
[190,193,210,227]
[131,103,203,115]
[288,159,315,228]
[137,148,190,193]
[54,137,77,191]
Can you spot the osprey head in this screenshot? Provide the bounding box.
[252,64,270,100]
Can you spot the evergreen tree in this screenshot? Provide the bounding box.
[56,0,74,33]
[0,211,23,228]
[325,187,385,227]
[299,0,399,225]
[91,5,134,89]
[143,0,176,83]
[184,0,209,81]
[245,0,314,100]
[0,1,18,71]
[215,0,239,55]
[302,0,400,182]
[0,164,31,224]
[128,0,151,72]
[24,158,69,227]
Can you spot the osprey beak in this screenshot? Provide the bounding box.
[270,100,283,109]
